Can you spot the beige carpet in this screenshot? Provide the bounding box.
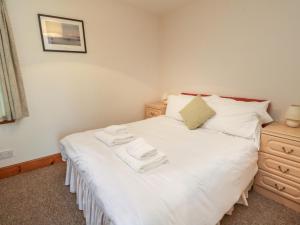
[0,163,299,225]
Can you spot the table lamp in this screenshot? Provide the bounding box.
[285,105,300,128]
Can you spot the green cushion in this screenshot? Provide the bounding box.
[180,96,215,130]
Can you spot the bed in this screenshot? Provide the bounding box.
[60,94,270,225]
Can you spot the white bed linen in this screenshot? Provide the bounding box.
[60,116,258,225]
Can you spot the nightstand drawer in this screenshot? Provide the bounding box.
[258,152,300,184]
[255,170,300,203]
[145,108,162,118]
[261,134,300,163]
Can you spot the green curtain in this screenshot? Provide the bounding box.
[0,0,28,121]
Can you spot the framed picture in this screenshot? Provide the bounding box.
[38,14,87,53]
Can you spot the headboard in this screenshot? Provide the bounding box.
[181,92,271,112]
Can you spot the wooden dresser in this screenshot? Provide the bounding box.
[254,122,300,212]
[144,102,167,119]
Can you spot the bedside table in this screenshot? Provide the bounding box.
[254,122,300,212]
[144,102,167,119]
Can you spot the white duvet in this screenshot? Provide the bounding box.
[60,116,258,225]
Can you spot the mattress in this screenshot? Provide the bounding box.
[60,116,258,225]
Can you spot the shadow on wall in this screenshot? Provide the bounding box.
[0,61,160,168]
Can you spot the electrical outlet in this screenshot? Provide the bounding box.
[0,149,14,160]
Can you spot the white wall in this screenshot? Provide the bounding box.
[0,0,160,167]
[161,0,300,120]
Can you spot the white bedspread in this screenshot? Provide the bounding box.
[60,116,258,225]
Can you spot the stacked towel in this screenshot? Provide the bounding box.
[126,138,157,160]
[115,146,168,173]
[95,125,168,172]
[104,125,127,135]
[95,128,135,146]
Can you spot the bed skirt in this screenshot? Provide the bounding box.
[65,158,253,225]
[65,159,114,225]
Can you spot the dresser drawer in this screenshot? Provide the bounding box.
[145,108,162,118]
[255,170,300,203]
[261,134,300,163]
[258,152,300,183]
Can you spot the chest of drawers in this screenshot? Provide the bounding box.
[254,123,300,212]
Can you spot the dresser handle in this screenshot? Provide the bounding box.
[274,183,285,191]
[278,165,289,174]
[282,147,294,154]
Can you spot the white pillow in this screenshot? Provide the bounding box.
[165,95,194,121]
[202,95,220,108]
[165,94,221,121]
[203,112,262,148]
[206,96,273,124]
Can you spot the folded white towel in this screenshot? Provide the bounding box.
[125,138,157,160]
[115,147,168,173]
[104,125,127,135]
[95,131,135,146]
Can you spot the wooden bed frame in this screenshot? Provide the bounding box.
[181,92,267,102]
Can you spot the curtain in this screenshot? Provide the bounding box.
[0,84,5,120]
[0,0,28,121]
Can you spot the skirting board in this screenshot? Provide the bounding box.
[254,185,300,213]
[0,153,63,179]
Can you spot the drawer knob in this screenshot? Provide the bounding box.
[282,147,294,154]
[278,165,289,174]
[274,183,285,191]
[289,149,294,154]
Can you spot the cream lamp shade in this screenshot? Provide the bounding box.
[161,92,169,104]
[285,105,300,128]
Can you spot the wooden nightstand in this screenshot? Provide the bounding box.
[254,122,300,212]
[144,102,167,119]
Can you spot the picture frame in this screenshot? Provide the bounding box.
[38,14,87,53]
